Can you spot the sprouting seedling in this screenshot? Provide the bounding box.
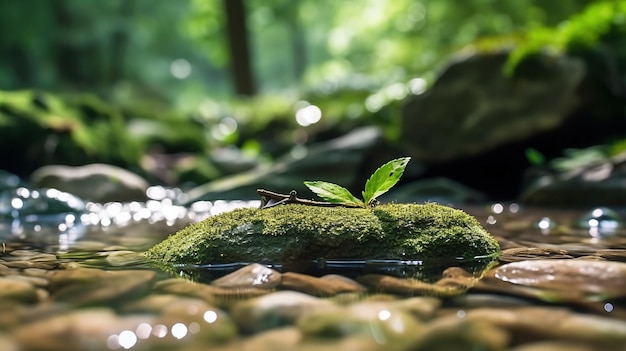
[304,157,411,207]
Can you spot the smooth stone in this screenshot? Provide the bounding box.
[498,248,573,263]
[231,290,338,334]
[509,341,601,351]
[401,50,584,161]
[49,268,156,306]
[408,317,509,351]
[466,307,626,345]
[521,151,626,208]
[153,278,269,308]
[297,302,423,349]
[279,272,366,296]
[211,263,281,289]
[449,294,533,308]
[22,268,50,278]
[239,327,301,351]
[155,298,238,346]
[13,308,155,351]
[480,259,626,301]
[3,274,48,287]
[329,292,398,305]
[0,334,18,351]
[2,261,55,270]
[124,294,188,314]
[31,163,150,203]
[357,268,476,297]
[104,251,147,267]
[296,335,387,351]
[378,297,442,320]
[145,202,499,266]
[0,277,38,303]
[242,328,385,351]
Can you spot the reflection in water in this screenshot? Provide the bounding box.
[576,207,622,238]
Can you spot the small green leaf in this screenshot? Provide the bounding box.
[303,181,364,206]
[362,157,410,205]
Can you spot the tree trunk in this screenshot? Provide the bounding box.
[287,0,306,82]
[222,0,256,96]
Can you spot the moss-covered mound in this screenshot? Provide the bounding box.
[144,203,500,266]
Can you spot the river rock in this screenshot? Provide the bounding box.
[13,308,155,351]
[48,268,156,306]
[153,278,269,307]
[521,149,626,208]
[465,306,626,346]
[401,50,584,161]
[296,302,423,348]
[211,263,281,289]
[144,203,500,267]
[509,341,602,351]
[31,163,149,203]
[408,318,509,351]
[230,290,338,333]
[476,259,626,302]
[156,298,238,346]
[0,277,38,303]
[279,273,366,296]
[357,270,476,297]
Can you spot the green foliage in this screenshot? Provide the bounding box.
[525,148,545,166]
[505,0,626,76]
[304,157,410,206]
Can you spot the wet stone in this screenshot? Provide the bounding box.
[238,327,301,351]
[211,263,281,289]
[477,259,626,302]
[3,274,48,287]
[298,305,422,349]
[49,268,156,306]
[153,278,270,307]
[156,298,238,346]
[0,277,38,303]
[231,290,338,334]
[0,333,18,351]
[467,306,626,347]
[357,267,477,296]
[2,260,56,270]
[448,293,534,309]
[498,247,573,263]
[509,341,604,351]
[13,308,156,351]
[408,318,509,351]
[279,272,366,296]
[22,268,51,278]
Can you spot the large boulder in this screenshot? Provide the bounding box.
[521,148,626,208]
[31,163,149,203]
[144,203,500,267]
[401,50,585,161]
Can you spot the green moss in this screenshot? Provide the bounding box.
[144,203,500,266]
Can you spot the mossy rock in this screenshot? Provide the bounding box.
[144,203,500,268]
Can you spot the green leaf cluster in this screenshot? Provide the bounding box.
[304,157,410,207]
[504,0,626,76]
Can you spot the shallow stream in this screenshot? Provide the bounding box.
[1,188,625,351]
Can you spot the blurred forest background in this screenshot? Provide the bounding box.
[1,0,624,202]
